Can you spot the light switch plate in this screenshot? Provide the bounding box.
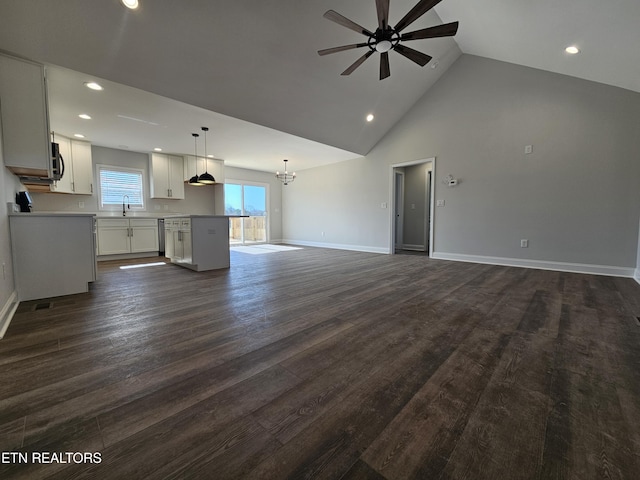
[436,200,445,207]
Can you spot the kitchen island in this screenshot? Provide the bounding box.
[164,215,241,271]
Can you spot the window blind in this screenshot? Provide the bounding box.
[99,167,144,207]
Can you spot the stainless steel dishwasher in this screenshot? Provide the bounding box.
[158,218,165,255]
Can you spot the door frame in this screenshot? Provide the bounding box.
[394,170,405,250]
[224,179,270,244]
[388,157,436,256]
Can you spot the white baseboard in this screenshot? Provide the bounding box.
[634,268,640,285]
[281,239,387,254]
[0,290,19,339]
[431,252,635,277]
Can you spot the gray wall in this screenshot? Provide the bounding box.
[284,55,640,269]
[30,146,218,215]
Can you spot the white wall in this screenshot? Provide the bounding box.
[30,146,218,216]
[284,55,640,273]
[1,136,22,335]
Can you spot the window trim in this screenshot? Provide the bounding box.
[96,164,146,212]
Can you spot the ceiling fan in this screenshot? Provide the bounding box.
[318,0,459,80]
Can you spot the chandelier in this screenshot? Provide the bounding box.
[275,159,296,185]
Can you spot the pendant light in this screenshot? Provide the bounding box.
[188,133,205,186]
[276,159,296,185]
[198,126,216,184]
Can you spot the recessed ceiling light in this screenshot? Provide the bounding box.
[78,114,91,120]
[154,147,162,152]
[84,82,103,91]
[121,0,139,9]
[74,134,85,138]
[565,45,580,54]
[366,114,375,122]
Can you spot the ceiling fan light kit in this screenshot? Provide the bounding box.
[318,0,459,80]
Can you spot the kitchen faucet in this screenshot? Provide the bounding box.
[122,195,130,216]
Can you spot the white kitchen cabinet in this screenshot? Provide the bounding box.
[183,155,224,184]
[0,53,51,177]
[164,218,191,263]
[150,153,184,199]
[50,136,93,194]
[10,214,97,301]
[97,218,158,256]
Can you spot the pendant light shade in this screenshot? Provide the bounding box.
[188,133,205,186]
[198,127,216,184]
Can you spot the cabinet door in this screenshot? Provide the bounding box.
[181,229,192,264]
[71,140,93,194]
[130,226,159,253]
[168,155,185,199]
[50,136,73,193]
[149,154,170,199]
[130,219,159,253]
[0,54,50,176]
[208,159,225,184]
[97,226,130,255]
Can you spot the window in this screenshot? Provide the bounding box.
[97,164,145,211]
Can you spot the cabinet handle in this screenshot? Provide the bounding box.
[90,184,93,193]
[130,227,134,237]
[71,181,75,192]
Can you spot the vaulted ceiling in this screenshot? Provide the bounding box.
[0,0,638,173]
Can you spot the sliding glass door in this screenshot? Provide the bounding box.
[224,182,268,245]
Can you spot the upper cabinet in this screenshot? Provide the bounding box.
[183,155,225,184]
[0,53,51,177]
[149,153,185,199]
[50,135,93,194]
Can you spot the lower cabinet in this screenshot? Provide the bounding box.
[97,218,158,256]
[165,218,192,264]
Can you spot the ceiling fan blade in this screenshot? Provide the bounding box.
[341,50,375,76]
[380,52,391,80]
[323,10,374,36]
[400,21,459,41]
[394,44,432,66]
[375,0,390,30]
[318,43,368,56]
[394,0,443,33]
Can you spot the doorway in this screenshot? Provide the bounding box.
[224,181,269,245]
[389,158,435,256]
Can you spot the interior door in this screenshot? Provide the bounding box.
[394,171,404,250]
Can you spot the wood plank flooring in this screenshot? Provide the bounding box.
[1,247,640,479]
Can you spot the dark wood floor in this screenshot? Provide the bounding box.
[1,247,640,479]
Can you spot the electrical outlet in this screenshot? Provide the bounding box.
[520,239,529,248]
[78,201,85,209]
[154,205,160,210]
[163,205,169,210]
[525,145,533,154]
[381,202,387,209]
[436,200,445,207]
[321,231,325,237]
